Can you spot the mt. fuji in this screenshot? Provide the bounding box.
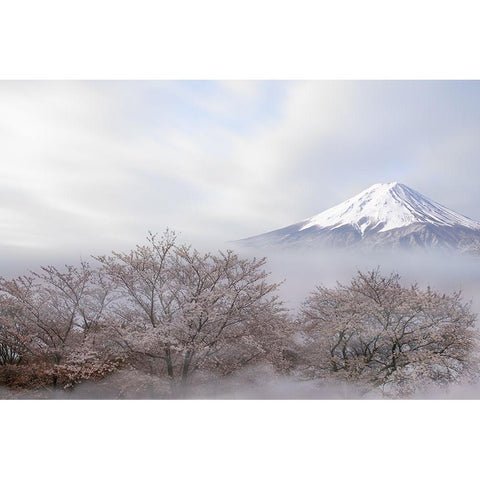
[238,182,480,253]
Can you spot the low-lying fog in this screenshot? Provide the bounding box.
[2,241,480,400]
[232,246,480,314]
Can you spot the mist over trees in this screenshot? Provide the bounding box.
[0,231,478,398]
[0,231,294,395]
[298,270,478,396]
[94,231,293,387]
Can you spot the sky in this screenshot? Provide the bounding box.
[1,80,480,264]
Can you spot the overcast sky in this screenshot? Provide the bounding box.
[1,80,480,261]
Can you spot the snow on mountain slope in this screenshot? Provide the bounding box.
[300,182,480,234]
[238,182,480,253]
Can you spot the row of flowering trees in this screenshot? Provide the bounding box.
[0,231,478,397]
[0,231,294,393]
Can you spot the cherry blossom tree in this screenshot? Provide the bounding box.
[0,261,118,388]
[0,294,33,366]
[0,231,294,394]
[95,231,293,388]
[298,269,478,396]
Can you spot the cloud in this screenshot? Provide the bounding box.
[1,80,480,269]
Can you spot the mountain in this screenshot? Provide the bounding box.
[237,182,480,253]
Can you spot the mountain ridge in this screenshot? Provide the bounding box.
[237,182,480,254]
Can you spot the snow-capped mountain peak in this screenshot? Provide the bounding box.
[237,182,480,254]
[299,182,480,235]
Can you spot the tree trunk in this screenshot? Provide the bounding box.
[164,346,174,379]
[181,350,193,384]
